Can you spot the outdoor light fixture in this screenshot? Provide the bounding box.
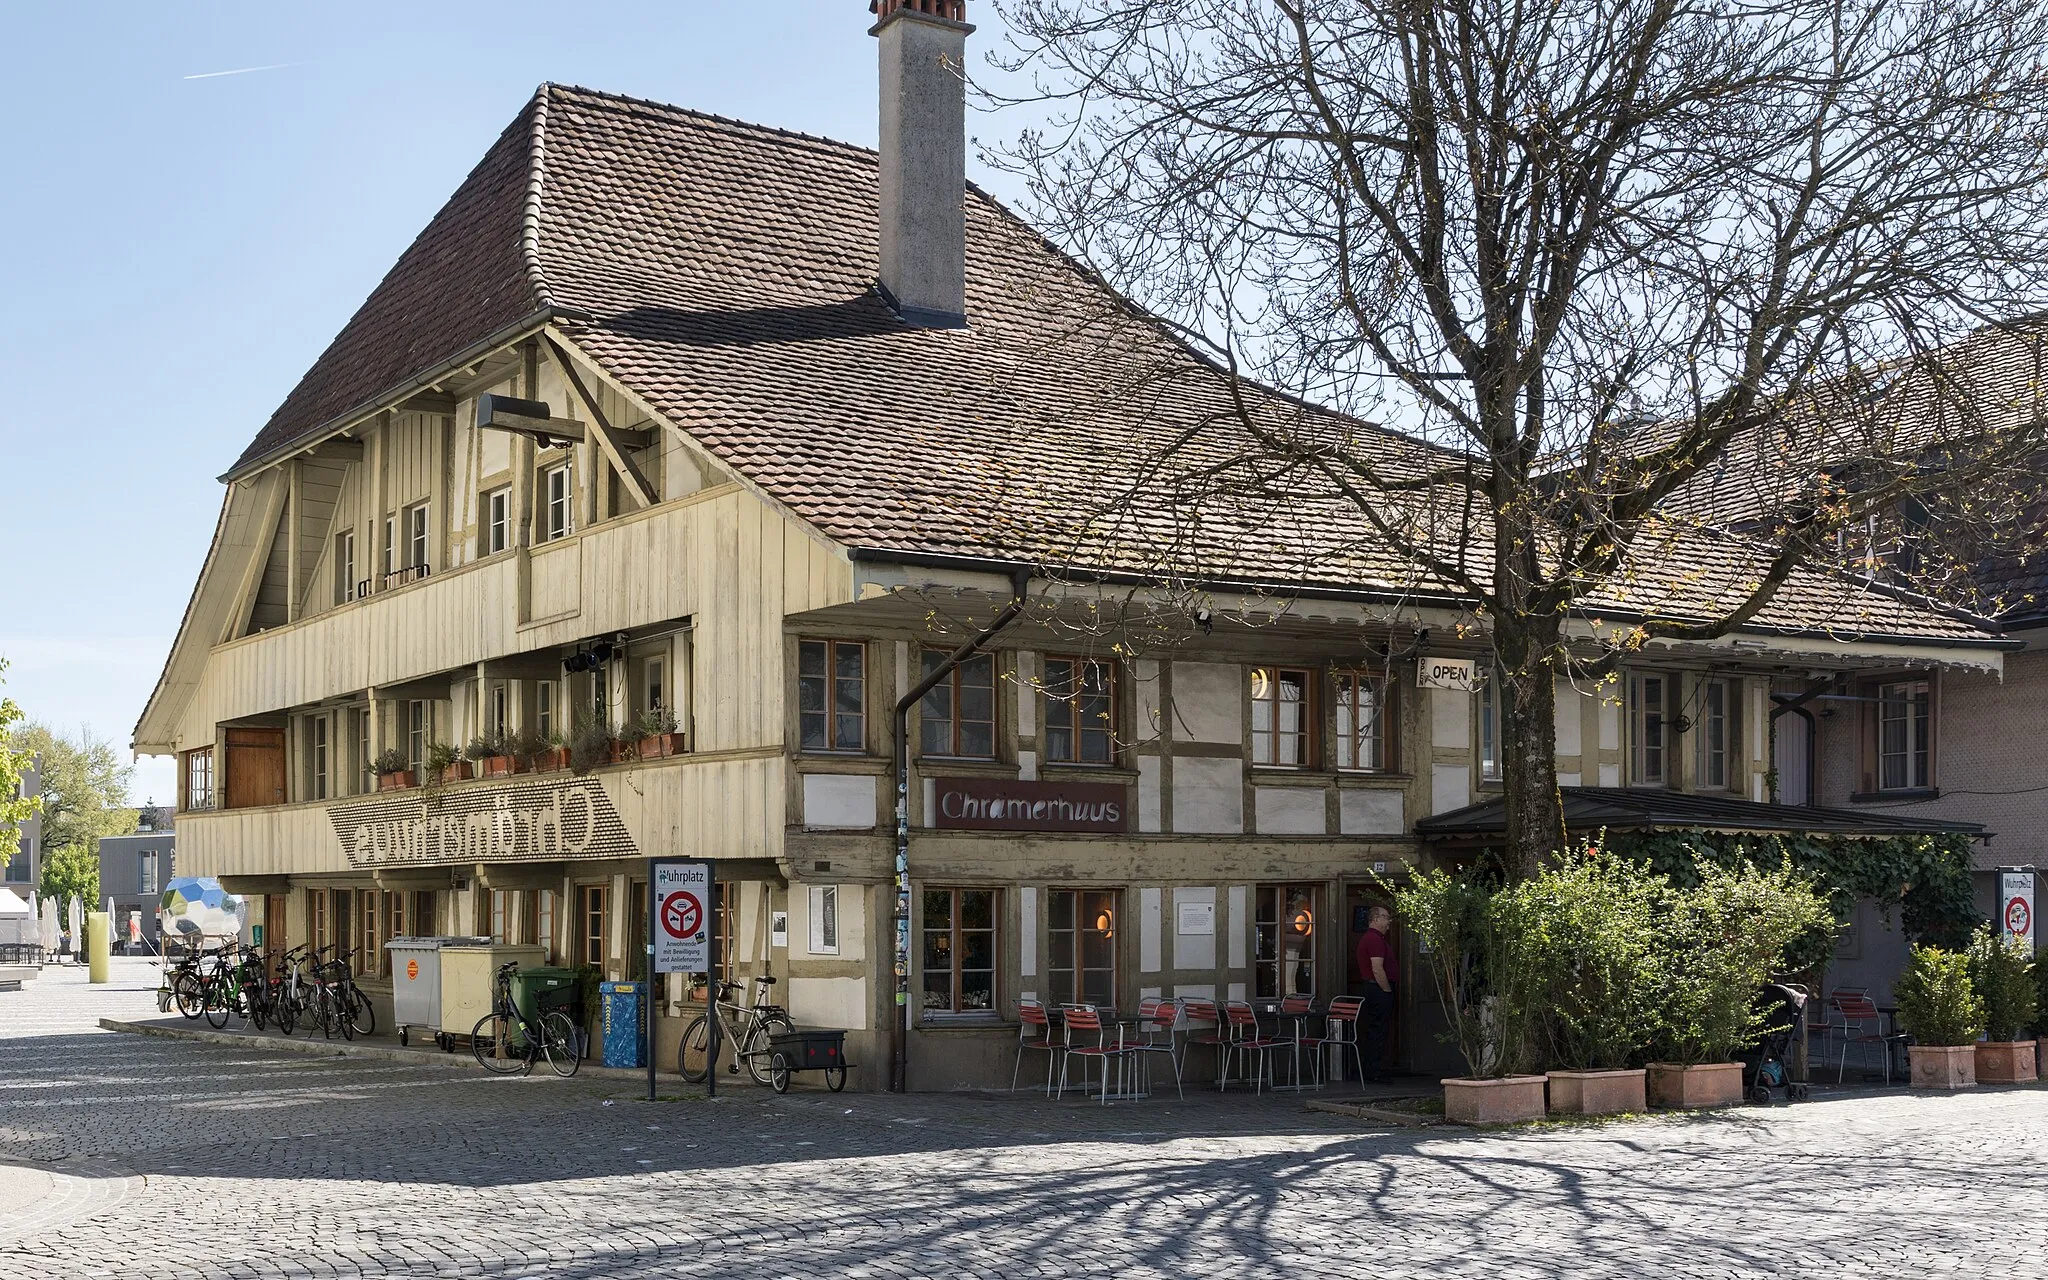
[1195,607,1214,635]
[1095,909,1115,938]
[1289,907,1314,936]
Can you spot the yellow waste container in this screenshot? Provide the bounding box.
[87,912,110,983]
[440,943,545,1040]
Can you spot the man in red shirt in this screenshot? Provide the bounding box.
[1355,905,1398,1082]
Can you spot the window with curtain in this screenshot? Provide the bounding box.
[1335,672,1390,772]
[1042,657,1115,765]
[798,640,866,751]
[1250,667,1312,767]
[920,651,995,758]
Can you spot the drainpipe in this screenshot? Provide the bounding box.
[889,568,1031,1093]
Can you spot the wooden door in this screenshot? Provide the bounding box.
[224,727,286,809]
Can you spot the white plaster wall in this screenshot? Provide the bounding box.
[1139,887,1162,972]
[1019,885,1038,978]
[1554,682,1583,756]
[1137,756,1162,832]
[803,773,875,829]
[1431,763,1472,815]
[1172,886,1217,970]
[1255,787,1327,835]
[1226,885,1248,969]
[788,977,869,1031]
[1339,788,1404,835]
[1173,663,1243,743]
[1172,757,1244,833]
[1431,688,1471,749]
[1135,658,1163,742]
[1598,699,1620,751]
[1598,763,1621,787]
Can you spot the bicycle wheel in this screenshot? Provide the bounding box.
[274,990,297,1036]
[769,1051,792,1094]
[346,987,376,1038]
[204,981,230,1029]
[248,988,268,1032]
[540,1011,581,1078]
[676,1015,710,1083]
[310,988,338,1040]
[471,1013,531,1074]
[174,972,205,1019]
[333,988,355,1042]
[824,1064,847,1092]
[744,1014,794,1088]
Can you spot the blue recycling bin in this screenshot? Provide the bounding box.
[599,981,646,1068]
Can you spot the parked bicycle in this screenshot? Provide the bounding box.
[317,946,376,1039]
[471,962,580,1077]
[676,976,793,1087]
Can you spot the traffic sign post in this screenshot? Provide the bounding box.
[2000,867,2036,954]
[648,859,715,1100]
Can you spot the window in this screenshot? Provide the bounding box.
[183,748,215,812]
[807,885,839,955]
[355,889,383,976]
[1048,889,1118,1008]
[137,851,158,896]
[1250,667,1312,767]
[310,715,330,800]
[544,463,573,541]
[1254,884,1318,999]
[1878,679,1932,791]
[799,640,866,751]
[335,529,357,603]
[383,514,396,578]
[1696,678,1742,790]
[1043,657,1115,765]
[1478,674,1500,782]
[406,700,429,774]
[644,657,665,713]
[484,487,510,555]
[487,684,509,739]
[919,650,995,758]
[578,883,608,969]
[1335,672,1390,772]
[712,882,736,984]
[536,889,557,963]
[355,707,372,795]
[535,681,556,742]
[1629,673,1668,785]
[629,880,647,981]
[329,889,353,962]
[407,502,430,570]
[922,888,997,1015]
[309,890,328,952]
[490,889,511,943]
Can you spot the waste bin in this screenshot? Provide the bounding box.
[512,966,579,1027]
[440,943,544,1042]
[385,936,491,1048]
[599,981,646,1068]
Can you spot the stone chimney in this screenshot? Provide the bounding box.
[870,0,973,327]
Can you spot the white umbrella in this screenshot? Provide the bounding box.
[68,896,83,956]
[40,896,60,953]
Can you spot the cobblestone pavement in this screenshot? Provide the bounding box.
[5,960,2048,1279]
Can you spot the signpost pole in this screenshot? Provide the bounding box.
[706,860,719,1100]
[646,856,657,1103]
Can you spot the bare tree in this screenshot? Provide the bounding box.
[985,0,2048,874]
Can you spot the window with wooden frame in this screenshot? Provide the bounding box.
[383,513,396,578]
[182,747,215,812]
[535,889,556,963]
[405,700,429,775]
[577,883,608,969]
[406,502,430,570]
[1254,883,1318,999]
[922,887,997,1015]
[1047,888,1118,1008]
[483,487,510,555]
[1478,674,1501,783]
[535,681,557,742]
[1334,671,1394,772]
[799,640,866,752]
[309,890,328,953]
[335,529,357,603]
[486,683,510,740]
[1873,677,1933,792]
[355,889,383,975]
[1628,672,1669,786]
[1695,677,1743,791]
[543,462,573,541]
[1250,667,1313,767]
[919,650,996,759]
[307,715,331,801]
[1042,657,1116,765]
[354,707,372,795]
[327,889,354,963]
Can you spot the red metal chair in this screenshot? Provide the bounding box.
[1829,989,1897,1084]
[1059,1006,1137,1104]
[1179,998,1230,1082]
[1124,997,1184,1098]
[1279,994,1327,1089]
[1322,996,1366,1083]
[1220,1001,1288,1094]
[1012,998,1062,1095]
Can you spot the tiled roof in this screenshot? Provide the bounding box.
[225,84,2006,647]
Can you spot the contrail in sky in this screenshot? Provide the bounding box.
[183,62,303,81]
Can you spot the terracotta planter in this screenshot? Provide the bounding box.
[479,756,516,779]
[1441,1075,1548,1124]
[530,749,568,773]
[1646,1062,1745,1109]
[1547,1068,1647,1116]
[376,771,416,791]
[434,762,473,784]
[1908,1044,1977,1090]
[637,732,687,759]
[1975,1040,2036,1084]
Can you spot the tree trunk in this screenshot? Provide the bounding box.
[1494,626,1568,880]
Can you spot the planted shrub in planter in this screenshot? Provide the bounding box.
[372,748,415,791]
[1894,944,1984,1089]
[1644,860,1832,1109]
[466,732,516,778]
[1393,867,1547,1124]
[1967,927,2037,1083]
[423,742,469,787]
[1514,848,1663,1115]
[569,719,620,776]
[633,705,685,759]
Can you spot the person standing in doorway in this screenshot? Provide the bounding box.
[1355,905,1397,1082]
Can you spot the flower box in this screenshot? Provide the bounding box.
[1546,1068,1647,1115]
[376,770,416,791]
[1974,1040,2035,1084]
[478,756,517,779]
[1646,1062,1744,1109]
[1441,1075,1547,1124]
[529,749,569,773]
[637,732,687,760]
[1909,1044,1977,1089]
[435,762,474,784]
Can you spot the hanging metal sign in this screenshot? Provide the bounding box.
[1417,656,1482,691]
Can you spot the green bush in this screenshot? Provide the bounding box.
[2037,952,2048,1038]
[1391,866,1540,1079]
[1967,927,2037,1043]
[370,748,410,778]
[1508,847,1665,1071]
[1646,860,1834,1066]
[568,720,618,776]
[1893,945,1984,1047]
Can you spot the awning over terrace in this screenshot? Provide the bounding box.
[1416,787,1988,846]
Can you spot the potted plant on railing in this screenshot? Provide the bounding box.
[1967,926,2036,1083]
[467,731,516,779]
[1643,861,1832,1109]
[633,705,686,760]
[1393,867,1547,1124]
[1518,849,1662,1115]
[1894,943,1984,1089]
[423,741,469,787]
[372,748,415,791]
[569,719,620,776]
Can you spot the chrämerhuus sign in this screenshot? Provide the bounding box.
[329,778,637,868]
[933,777,1129,833]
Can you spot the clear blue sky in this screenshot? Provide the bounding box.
[0,2,1032,806]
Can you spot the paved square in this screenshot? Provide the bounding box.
[4,959,2046,1278]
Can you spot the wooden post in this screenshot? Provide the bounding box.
[286,459,303,622]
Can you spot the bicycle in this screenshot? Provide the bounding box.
[318,946,376,1039]
[676,976,793,1088]
[471,962,580,1077]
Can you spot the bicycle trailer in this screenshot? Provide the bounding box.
[765,1029,852,1093]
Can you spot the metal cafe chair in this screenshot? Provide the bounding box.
[1012,998,1062,1096]
[1124,997,1185,1098]
[1178,998,1231,1083]
[1059,1005,1138,1104]
[1829,989,1896,1084]
[1322,996,1367,1084]
[1277,994,1327,1090]
[1219,1001,1288,1094]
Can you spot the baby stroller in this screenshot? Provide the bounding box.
[1739,983,1811,1103]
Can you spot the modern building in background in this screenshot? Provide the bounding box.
[98,810,174,952]
[4,758,42,893]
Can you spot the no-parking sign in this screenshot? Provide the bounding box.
[652,861,711,974]
[2000,869,2035,953]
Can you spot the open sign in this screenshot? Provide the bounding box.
[1417,656,1482,691]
